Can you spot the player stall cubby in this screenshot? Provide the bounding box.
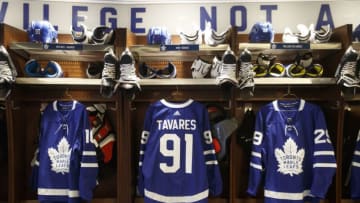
[0,100,8,203]
[124,30,237,203]
[340,41,360,203]
[232,24,351,203]
[1,23,127,203]
[125,85,233,203]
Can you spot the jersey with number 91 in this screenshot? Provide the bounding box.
[247,99,336,203]
[137,99,223,203]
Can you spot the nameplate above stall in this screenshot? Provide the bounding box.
[270,43,311,50]
[160,44,200,51]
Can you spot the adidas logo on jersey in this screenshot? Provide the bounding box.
[173,110,181,116]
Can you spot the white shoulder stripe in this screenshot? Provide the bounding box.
[355,150,360,156]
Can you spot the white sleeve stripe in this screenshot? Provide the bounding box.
[82,151,97,156]
[81,163,98,168]
[313,163,337,168]
[314,151,335,156]
[205,160,218,165]
[203,150,215,155]
[251,151,261,158]
[250,162,263,170]
[355,150,360,156]
[139,162,142,166]
[352,162,360,167]
[140,150,144,155]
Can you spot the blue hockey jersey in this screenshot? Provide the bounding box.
[31,100,98,202]
[351,130,360,199]
[247,99,336,203]
[137,99,223,203]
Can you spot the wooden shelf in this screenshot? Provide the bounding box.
[14,77,336,87]
[239,42,342,51]
[10,42,113,62]
[352,42,360,50]
[130,44,229,62]
[238,42,342,61]
[254,77,336,85]
[15,77,101,86]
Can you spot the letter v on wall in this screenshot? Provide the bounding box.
[0,2,8,23]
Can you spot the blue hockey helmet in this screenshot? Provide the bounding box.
[147,26,171,45]
[28,20,58,43]
[249,22,274,43]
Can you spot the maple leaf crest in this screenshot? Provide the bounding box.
[274,137,305,176]
[48,137,72,175]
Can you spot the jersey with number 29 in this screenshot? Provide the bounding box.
[247,99,336,203]
[138,99,223,203]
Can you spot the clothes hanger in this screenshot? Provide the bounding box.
[64,88,74,101]
[164,86,188,102]
[279,86,298,100]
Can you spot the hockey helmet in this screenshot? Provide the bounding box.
[249,22,274,43]
[28,20,58,43]
[147,26,171,45]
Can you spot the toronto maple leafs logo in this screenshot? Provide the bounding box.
[274,137,304,176]
[48,137,71,174]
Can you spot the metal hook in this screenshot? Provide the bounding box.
[11,100,20,110]
[287,86,291,95]
[65,88,74,101]
[244,103,253,112]
[344,103,352,111]
[224,100,232,110]
[109,102,118,111]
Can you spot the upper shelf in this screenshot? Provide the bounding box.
[10,42,113,62]
[15,77,101,86]
[14,77,336,87]
[239,42,342,61]
[239,42,342,51]
[130,44,229,62]
[352,42,360,50]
